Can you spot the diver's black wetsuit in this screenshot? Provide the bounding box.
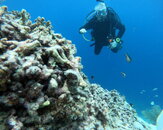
[80,9,125,55]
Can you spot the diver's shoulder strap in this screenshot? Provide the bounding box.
[107,7,121,23]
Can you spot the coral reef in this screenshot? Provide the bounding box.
[0,6,155,130]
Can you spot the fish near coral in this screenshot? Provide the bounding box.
[0,6,7,16]
[90,75,94,80]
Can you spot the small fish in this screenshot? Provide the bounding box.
[140,90,146,94]
[129,103,134,107]
[152,88,158,91]
[140,91,143,94]
[90,75,94,80]
[154,95,159,98]
[125,53,132,63]
[150,101,155,106]
[121,72,126,78]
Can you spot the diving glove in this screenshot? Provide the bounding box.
[109,40,118,49]
[79,28,87,34]
[109,39,122,52]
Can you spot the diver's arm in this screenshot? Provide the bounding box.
[109,10,125,38]
[116,23,125,38]
[79,17,96,31]
[79,20,93,34]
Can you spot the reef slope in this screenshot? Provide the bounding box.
[0,6,155,130]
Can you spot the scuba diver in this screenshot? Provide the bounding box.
[79,1,125,55]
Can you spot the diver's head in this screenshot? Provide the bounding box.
[94,2,107,21]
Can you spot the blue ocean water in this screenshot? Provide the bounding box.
[4,0,163,116]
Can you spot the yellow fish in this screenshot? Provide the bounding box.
[125,53,132,63]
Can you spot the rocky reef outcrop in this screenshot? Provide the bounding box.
[0,6,155,130]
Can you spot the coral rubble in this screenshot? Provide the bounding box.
[0,6,155,130]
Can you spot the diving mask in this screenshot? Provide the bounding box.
[94,3,107,21]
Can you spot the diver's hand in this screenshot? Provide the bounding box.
[110,40,118,49]
[79,28,87,34]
